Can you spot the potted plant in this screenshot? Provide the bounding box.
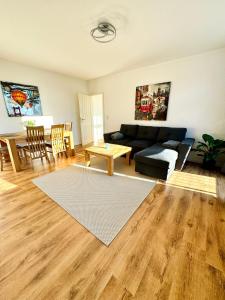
[196,134,225,170]
[22,119,36,129]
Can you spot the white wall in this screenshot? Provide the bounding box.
[1,49,224,147]
[0,59,88,144]
[88,48,225,141]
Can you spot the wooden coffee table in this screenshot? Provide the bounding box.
[84,144,132,176]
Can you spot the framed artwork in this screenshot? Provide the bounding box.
[1,81,43,117]
[135,82,171,121]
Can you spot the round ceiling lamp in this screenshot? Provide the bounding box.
[90,22,116,43]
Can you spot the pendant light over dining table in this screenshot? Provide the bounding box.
[90,22,116,43]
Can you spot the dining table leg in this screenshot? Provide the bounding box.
[6,139,21,172]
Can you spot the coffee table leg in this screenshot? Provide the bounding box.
[85,151,91,167]
[126,151,131,165]
[107,157,114,176]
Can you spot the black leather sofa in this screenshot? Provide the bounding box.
[104,124,195,179]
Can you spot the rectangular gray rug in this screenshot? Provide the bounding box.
[33,165,155,246]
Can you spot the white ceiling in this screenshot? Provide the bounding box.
[0,0,224,80]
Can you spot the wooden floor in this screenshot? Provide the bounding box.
[0,154,225,300]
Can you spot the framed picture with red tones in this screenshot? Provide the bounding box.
[1,81,42,117]
[135,82,171,121]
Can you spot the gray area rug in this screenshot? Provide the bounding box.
[79,156,153,180]
[33,165,155,245]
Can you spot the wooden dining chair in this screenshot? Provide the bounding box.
[0,140,25,171]
[23,126,50,165]
[64,122,72,153]
[0,146,9,171]
[64,122,72,131]
[46,124,67,158]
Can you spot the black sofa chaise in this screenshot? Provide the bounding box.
[104,124,195,180]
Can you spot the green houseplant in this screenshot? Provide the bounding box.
[196,134,225,170]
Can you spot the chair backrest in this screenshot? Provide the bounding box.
[51,124,65,155]
[64,122,72,131]
[26,126,47,159]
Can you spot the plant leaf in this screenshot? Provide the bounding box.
[202,134,214,145]
[196,149,206,153]
[214,139,225,148]
[197,142,208,148]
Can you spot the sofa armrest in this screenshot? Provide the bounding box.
[176,138,195,170]
[181,138,195,146]
[103,131,118,142]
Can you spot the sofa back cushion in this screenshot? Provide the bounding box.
[120,124,138,138]
[136,126,159,140]
[157,127,187,142]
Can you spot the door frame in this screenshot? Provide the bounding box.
[78,93,104,146]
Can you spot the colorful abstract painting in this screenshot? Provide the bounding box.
[135,82,171,121]
[1,81,42,117]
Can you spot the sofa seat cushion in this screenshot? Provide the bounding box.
[134,145,178,169]
[136,126,159,140]
[120,124,138,138]
[128,139,155,150]
[157,127,187,142]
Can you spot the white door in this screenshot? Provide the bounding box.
[92,94,104,143]
[78,93,93,145]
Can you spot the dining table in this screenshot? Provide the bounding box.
[0,129,75,172]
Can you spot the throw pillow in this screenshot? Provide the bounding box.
[162,140,180,150]
[111,132,124,140]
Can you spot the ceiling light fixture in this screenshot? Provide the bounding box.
[90,22,116,43]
